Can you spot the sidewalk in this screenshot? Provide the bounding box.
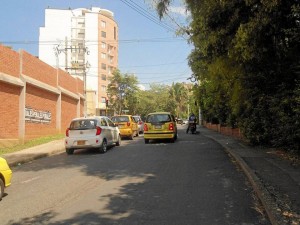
[200,126,300,225]
[1,138,65,167]
[1,127,299,225]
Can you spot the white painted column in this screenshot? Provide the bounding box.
[19,50,25,143]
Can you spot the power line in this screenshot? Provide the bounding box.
[0,37,185,46]
[120,0,176,33]
[139,75,190,85]
[118,61,186,68]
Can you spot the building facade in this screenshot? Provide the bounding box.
[39,7,118,116]
[0,45,84,146]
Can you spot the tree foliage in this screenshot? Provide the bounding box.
[156,0,300,152]
[107,69,139,115]
[107,70,192,120]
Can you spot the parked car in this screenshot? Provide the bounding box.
[133,115,144,134]
[0,157,12,201]
[183,119,188,125]
[111,115,138,139]
[65,116,121,155]
[176,118,183,125]
[143,112,178,144]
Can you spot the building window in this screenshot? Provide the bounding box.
[114,27,116,40]
[101,63,106,70]
[101,20,106,28]
[101,31,106,38]
[109,56,113,63]
[101,97,106,103]
[101,74,106,80]
[101,53,106,59]
[101,85,106,92]
[101,42,106,49]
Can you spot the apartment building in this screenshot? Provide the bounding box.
[39,7,118,116]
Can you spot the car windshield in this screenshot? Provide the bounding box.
[111,116,129,122]
[69,119,96,130]
[146,114,171,123]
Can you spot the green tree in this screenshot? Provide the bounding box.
[107,69,139,115]
[170,82,189,119]
[156,0,300,152]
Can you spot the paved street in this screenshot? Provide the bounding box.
[0,126,270,225]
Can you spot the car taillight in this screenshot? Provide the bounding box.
[96,126,102,135]
[169,123,174,130]
[139,121,143,125]
[66,128,70,137]
[144,124,148,131]
[127,122,130,127]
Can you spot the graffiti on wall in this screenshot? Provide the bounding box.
[25,107,52,124]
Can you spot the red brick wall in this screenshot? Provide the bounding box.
[0,45,20,77]
[22,51,57,88]
[58,69,78,93]
[25,84,57,139]
[0,82,21,138]
[0,47,84,141]
[204,122,244,140]
[61,94,78,130]
[77,78,84,95]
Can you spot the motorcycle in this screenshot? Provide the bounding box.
[187,121,197,134]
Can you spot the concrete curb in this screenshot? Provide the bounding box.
[202,133,285,225]
[3,139,65,167]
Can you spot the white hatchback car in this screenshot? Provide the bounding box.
[65,116,121,154]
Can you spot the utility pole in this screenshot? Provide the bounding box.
[53,39,90,117]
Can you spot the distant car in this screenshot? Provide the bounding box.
[176,118,183,125]
[0,157,12,201]
[111,115,139,139]
[133,115,144,134]
[143,112,178,144]
[65,116,121,155]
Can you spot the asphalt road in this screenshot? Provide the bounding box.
[0,126,271,225]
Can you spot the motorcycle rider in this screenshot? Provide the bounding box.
[186,113,197,133]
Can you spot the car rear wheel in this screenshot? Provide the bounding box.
[66,148,74,155]
[144,139,149,144]
[116,135,121,146]
[0,178,4,201]
[100,139,107,153]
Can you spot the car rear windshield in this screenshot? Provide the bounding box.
[69,119,97,130]
[146,114,171,123]
[111,116,129,122]
[133,116,140,122]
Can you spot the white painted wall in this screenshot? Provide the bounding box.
[39,9,72,68]
[85,12,99,93]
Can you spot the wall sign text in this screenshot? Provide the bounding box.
[25,107,51,124]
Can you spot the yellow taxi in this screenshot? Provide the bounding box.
[0,157,12,200]
[143,112,178,144]
[111,115,138,140]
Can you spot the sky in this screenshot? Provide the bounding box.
[0,0,193,89]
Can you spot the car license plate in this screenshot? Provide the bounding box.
[155,125,162,129]
[77,140,85,145]
[118,124,123,128]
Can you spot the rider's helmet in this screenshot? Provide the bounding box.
[189,113,195,121]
